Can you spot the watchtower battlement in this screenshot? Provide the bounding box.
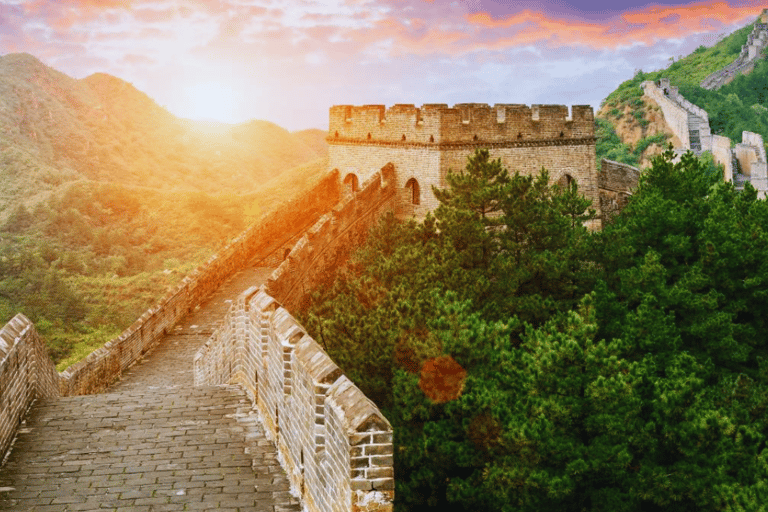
[329,103,594,145]
[328,102,599,221]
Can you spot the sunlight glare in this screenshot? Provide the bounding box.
[177,81,244,123]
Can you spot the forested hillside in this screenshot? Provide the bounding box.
[596,17,767,167]
[0,53,326,211]
[303,149,768,512]
[0,52,329,369]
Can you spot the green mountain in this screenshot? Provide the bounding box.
[0,53,327,215]
[596,16,767,167]
[0,52,329,368]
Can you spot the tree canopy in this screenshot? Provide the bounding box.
[303,148,768,512]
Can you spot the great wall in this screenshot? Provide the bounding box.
[700,9,768,90]
[635,9,768,197]
[4,17,768,498]
[0,100,610,511]
[642,77,768,196]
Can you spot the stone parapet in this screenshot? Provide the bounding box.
[265,166,397,312]
[0,314,59,461]
[58,170,341,396]
[598,159,640,224]
[194,288,394,512]
[329,103,594,145]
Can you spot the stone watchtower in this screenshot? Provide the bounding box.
[327,103,600,221]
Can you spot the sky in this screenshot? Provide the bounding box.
[0,0,765,131]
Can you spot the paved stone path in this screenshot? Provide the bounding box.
[0,266,301,512]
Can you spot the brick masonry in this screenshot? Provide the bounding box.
[194,166,399,512]
[328,103,601,223]
[266,165,398,312]
[194,287,395,512]
[0,314,59,461]
[598,159,641,224]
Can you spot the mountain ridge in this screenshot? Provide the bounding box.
[0,52,328,215]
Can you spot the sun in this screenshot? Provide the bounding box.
[175,81,244,123]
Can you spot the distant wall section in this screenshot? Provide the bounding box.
[701,10,768,90]
[643,78,767,196]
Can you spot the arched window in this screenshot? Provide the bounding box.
[405,178,420,205]
[344,173,359,194]
[556,173,575,189]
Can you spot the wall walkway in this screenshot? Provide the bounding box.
[701,12,768,90]
[1,166,396,512]
[0,266,303,511]
[195,166,398,512]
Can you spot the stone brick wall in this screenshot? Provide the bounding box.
[58,170,341,396]
[194,288,394,512]
[329,103,599,221]
[598,159,640,223]
[712,135,734,181]
[440,142,600,219]
[329,144,440,213]
[701,11,768,90]
[0,314,59,461]
[329,103,594,144]
[734,131,768,196]
[642,79,710,151]
[266,165,398,312]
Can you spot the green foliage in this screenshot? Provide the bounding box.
[595,118,639,166]
[633,133,669,155]
[305,148,768,512]
[595,118,669,168]
[677,58,768,143]
[304,150,598,511]
[602,21,754,108]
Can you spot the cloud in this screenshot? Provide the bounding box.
[463,1,761,50]
[3,0,766,130]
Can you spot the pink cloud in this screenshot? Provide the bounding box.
[463,1,760,50]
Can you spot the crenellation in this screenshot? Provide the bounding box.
[328,102,599,224]
[329,102,595,146]
[195,285,394,512]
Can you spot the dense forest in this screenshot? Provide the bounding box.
[302,149,768,511]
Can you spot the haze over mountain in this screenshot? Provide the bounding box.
[0,52,329,368]
[0,52,327,214]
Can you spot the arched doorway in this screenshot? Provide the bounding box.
[556,173,575,189]
[405,178,420,205]
[344,173,359,194]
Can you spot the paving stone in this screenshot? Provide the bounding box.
[0,267,302,512]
